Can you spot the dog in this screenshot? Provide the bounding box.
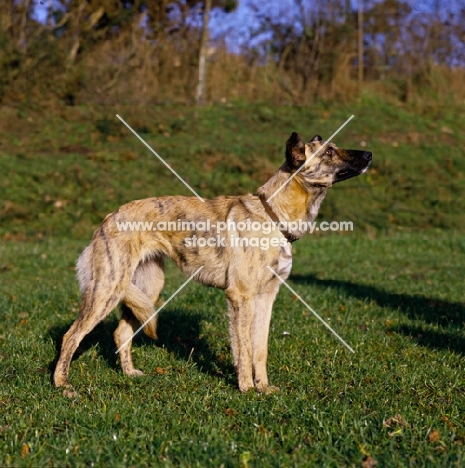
[54,132,371,393]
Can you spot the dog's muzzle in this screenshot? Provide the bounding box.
[335,151,372,181]
[363,151,372,162]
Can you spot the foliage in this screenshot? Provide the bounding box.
[0,0,464,105]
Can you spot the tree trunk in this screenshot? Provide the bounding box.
[357,0,364,89]
[67,1,86,68]
[0,1,13,35]
[18,0,32,51]
[196,0,212,105]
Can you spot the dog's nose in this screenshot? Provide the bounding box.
[363,151,372,161]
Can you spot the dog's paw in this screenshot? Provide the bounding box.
[239,382,255,393]
[62,388,79,399]
[240,387,255,394]
[54,375,71,389]
[258,385,280,395]
[126,369,144,377]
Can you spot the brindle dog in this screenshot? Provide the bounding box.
[54,133,371,393]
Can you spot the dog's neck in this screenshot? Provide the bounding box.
[256,167,329,239]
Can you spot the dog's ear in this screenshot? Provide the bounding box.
[286,132,306,168]
[309,135,322,142]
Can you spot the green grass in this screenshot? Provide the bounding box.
[2,97,465,238]
[0,98,464,466]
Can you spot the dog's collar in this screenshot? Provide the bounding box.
[258,195,300,243]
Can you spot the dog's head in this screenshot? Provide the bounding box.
[285,132,372,186]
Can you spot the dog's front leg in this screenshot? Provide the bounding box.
[227,292,255,393]
[252,289,280,394]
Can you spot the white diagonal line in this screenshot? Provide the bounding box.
[116,266,204,353]
[116,114,205,202]
[267,266,355,353]
[267,115,355,202]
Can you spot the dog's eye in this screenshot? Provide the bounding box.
[325,148,333,156]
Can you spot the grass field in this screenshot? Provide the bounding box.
[1,97,464,466]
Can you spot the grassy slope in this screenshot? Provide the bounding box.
[1,95,465,238]
[0,97,464,466]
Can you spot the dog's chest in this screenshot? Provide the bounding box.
[276,242,293,280]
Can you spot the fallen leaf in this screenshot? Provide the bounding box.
[358,443,370,456]
[155,367,167,375]
[224,408,238,417]
[441,415,454,429]
[240,451,251,468]
[114,413,120,423]
[20,443,30,457]
[253,423,270,435]
[383,414,409,428]
[361,456,377,468]
[123,150,137,161]
[0,263,13,272]
[59,144,92,154]
[428,429,440,443]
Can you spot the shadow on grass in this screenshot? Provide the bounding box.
[48,308,236,386]
[290,273,465,355]
[48,317,121,382]
[390,324,465,356]
[155,308,236,385]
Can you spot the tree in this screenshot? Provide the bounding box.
[193,0,237,104]
[196,0,212,105]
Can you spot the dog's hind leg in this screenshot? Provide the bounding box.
[131,257,165,339]
[114,258,165,376]
[114,303,145,377]
[54,280,125,388]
